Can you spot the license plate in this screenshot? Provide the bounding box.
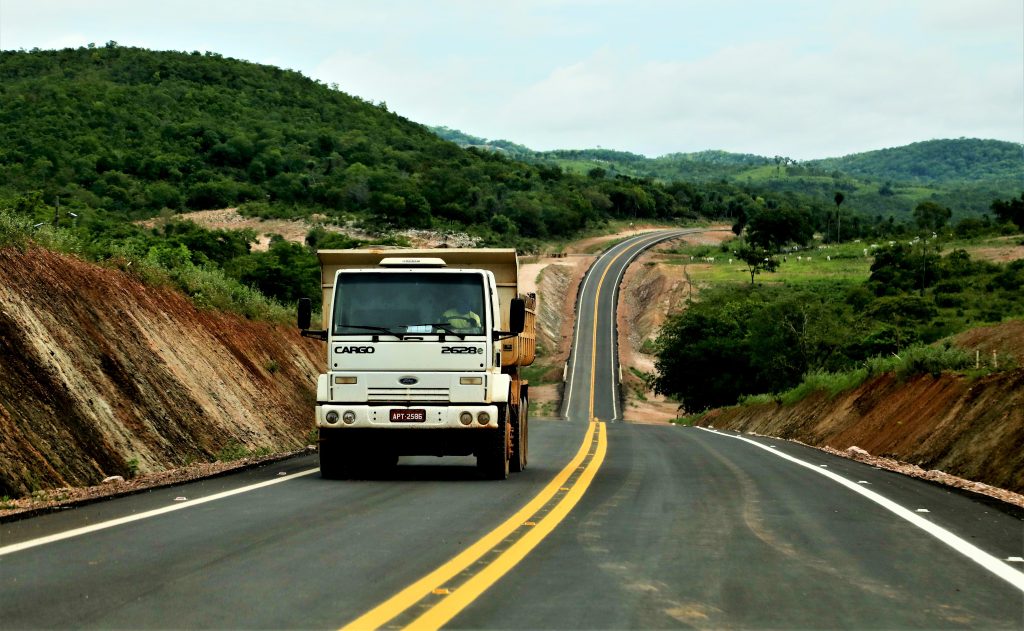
[390,409,426,423]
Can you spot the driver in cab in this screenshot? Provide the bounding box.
[442,301,481,331]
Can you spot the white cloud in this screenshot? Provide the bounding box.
[484,28,1023,158]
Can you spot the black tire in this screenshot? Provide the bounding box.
[478,406,510,480]
[510,394,528,473]
[319,436,347,479]
[521,392,529,469]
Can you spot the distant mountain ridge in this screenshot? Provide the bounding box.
[805,138,1024,185]
[429,127,1023,186]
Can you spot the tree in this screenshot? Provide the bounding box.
[913,201,952,232]
[736,242,780,284]
[653,303,758,411]
[834,191,845,242]
[991,193,1024,231]
[731,204,748,236]
[227,238,319,304]
[747,291,854,391]
[867,241,940,297]
[864,295,936,353]
[745,205,813,251]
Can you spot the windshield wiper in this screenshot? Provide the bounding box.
[412,323,468,341]
[334,323,406,340]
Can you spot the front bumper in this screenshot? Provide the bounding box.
[316,404,500,429]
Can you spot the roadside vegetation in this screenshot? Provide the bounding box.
[652,199,1024,413]
[1,206,294,323]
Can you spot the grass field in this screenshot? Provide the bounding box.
[662,239,872,286]
[659,234,1020,288]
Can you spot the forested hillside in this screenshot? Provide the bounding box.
[0,45,711,310]
[808,139,1024,184]
[2,45,1019,315]
[433,127,1022,187]
[1,44,703,241]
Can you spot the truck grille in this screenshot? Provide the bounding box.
[368,387,450,402]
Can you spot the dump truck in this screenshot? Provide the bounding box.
[297,248,537,479]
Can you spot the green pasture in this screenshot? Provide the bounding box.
[659,234,1021,287]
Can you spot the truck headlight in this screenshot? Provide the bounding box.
[477,411,490,425]
[342,410,356,424]
[460,377,483,385]
[325,411,340,424]
[459,412,473,425]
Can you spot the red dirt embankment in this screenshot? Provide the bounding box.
[0,247,322,497]
[697,368,1024,495]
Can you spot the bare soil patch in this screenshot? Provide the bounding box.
[138,208,479,251]
[952,319,1024,366]
[0,247,323,504]
[969,235,1024,264]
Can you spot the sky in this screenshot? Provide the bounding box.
[1,0,1021,160]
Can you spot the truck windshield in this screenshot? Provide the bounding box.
[332,272,486,336]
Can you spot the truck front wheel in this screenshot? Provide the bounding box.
[478,406,510,480]
[319,435,347,479]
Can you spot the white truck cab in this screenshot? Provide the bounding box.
[298,249,535,479]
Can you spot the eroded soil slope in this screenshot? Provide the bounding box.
[696,368,1024,494]
[0,247,322,497]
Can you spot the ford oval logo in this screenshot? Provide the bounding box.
[399,377,418,385]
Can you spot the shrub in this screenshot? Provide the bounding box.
[0,208,33,249]
[892,343,973,379]
[779,368,870,405]
[215,441,250,462]
[0,208,83,253]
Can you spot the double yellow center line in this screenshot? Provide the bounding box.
[341,421,607,630]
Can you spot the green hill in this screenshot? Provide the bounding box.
[0,45,737,311]
[432,126,1020,220]
[432,127,1021,188]
[807,139,1024,185]
[0,44,710,242]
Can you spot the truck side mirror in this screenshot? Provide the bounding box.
[297,297,312,330]
[509,298,526,335]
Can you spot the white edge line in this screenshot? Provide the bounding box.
[0,468,320,556]
[696,427,1024,592]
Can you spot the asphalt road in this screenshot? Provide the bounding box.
[2,230,1022,629]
